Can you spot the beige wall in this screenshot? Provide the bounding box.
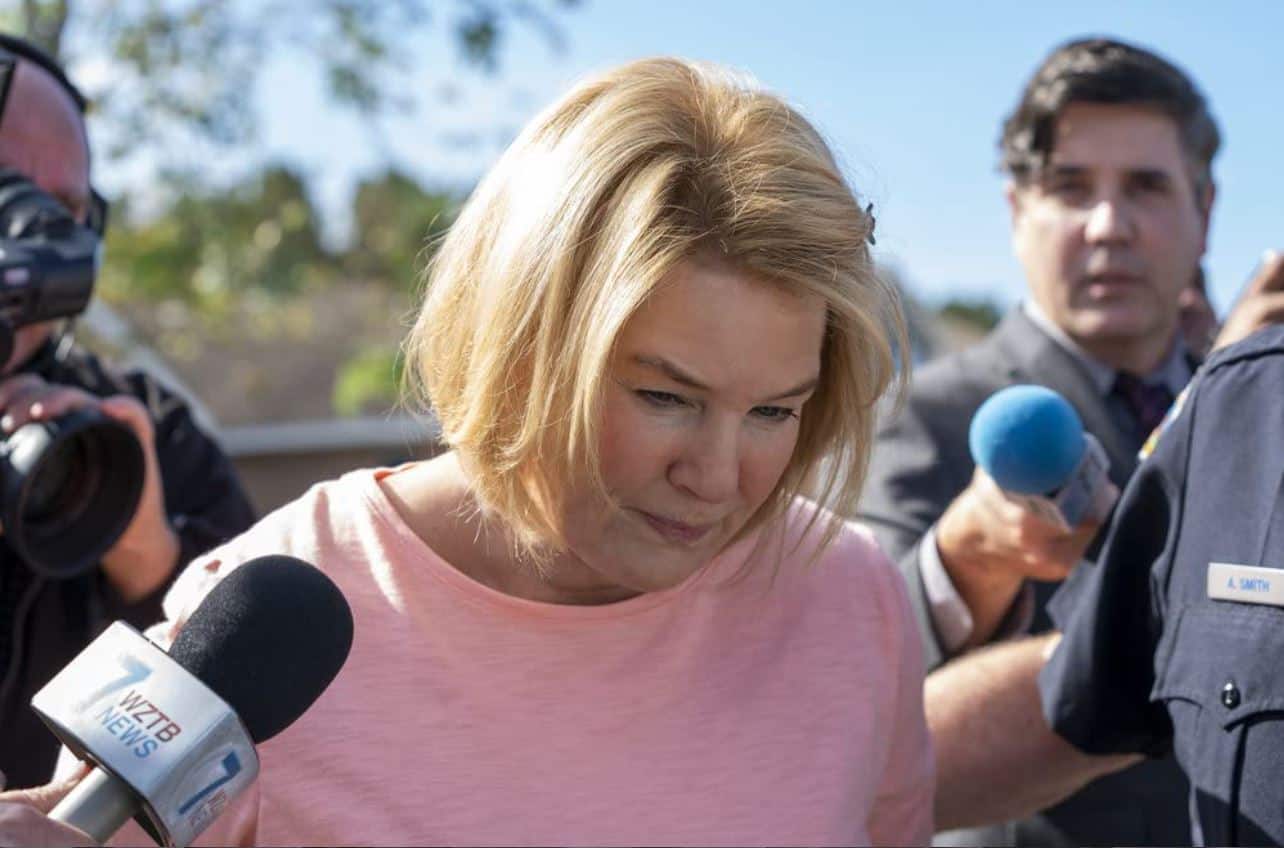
[230,443,440,516]
[220,416,442,516]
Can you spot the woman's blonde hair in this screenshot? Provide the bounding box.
[404,57,906,559]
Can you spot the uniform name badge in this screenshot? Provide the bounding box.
[1207,562,1284,607]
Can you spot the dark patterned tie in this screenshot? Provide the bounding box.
[1112,371,1175,438]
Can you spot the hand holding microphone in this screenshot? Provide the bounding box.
[935,386,1118,646]
[0,766,94,848]
[10,555,353,847]
[967,384,1117,531]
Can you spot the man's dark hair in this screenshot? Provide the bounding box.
[1000,37,1220,197]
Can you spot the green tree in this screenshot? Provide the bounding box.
[99,164,330,310]
[2,1,579,422]
[346,169,459,293]
[2,0,580,164]
[939,297,1002,332]
[332,345,403,416]
[331,171,460,413]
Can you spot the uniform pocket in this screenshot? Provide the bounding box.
[1152,602,1284,845]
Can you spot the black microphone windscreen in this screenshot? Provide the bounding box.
[167,555,354,743]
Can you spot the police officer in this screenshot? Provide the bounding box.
[0,34,256,790]
[930,322,1284,846]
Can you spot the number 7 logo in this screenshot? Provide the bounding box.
[76,653,151,711]
[178,752,243,814]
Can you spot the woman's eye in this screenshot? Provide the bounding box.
[638,390,689,408]
[752,405,798,422]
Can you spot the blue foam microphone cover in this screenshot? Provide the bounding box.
[968,385,1086,495]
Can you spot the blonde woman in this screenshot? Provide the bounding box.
[7,57,932,846]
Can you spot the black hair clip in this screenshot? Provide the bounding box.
[865,202,877,246]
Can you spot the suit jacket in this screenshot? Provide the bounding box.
[858,308,1190,846]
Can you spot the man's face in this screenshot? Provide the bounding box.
[0,58,92,372]
[1008,103,1210,363]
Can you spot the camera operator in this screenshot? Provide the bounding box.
[0,34,255,789]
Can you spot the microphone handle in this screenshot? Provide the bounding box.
[49,766,140,844]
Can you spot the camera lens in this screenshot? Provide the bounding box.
[22,431,99,532]
[1,409,145,579]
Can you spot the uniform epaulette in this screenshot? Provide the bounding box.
[1200,325,1284,377]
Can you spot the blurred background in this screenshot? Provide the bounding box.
[3,0,1279,509]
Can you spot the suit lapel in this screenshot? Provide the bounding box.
[990,310,1139,484]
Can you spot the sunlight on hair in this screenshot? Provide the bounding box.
[403,57,907,564]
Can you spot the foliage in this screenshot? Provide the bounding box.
[3,0,580,166]
[0,0,570,420]
[98,164,330,311]
[332,345,404,416]
[98,164,460,303]
[347,169,458,293]
[95,164,457,419]
[939,297,1002,332]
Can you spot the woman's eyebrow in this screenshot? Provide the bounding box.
[632,354,818,401]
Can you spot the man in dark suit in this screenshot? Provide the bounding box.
[859,37,1217,846]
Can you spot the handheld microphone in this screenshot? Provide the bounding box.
[968,385,1114,529]
[31,555,354,847]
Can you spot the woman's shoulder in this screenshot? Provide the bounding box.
[157,467,391,629]
[712,497,923,684]
[777,496,895,575]
[764,496,915,621]
[230,467,385,549]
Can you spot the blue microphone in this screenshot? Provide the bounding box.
[969,385,1113,528]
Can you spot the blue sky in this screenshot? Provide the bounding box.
[99,1,1282,314]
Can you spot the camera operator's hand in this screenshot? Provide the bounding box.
[0,374,180,601]
[935,467,1111,649]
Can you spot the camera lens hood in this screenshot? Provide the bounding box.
[1,407,145,579]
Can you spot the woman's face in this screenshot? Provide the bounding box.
[549,259,826,602]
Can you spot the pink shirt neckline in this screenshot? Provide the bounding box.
[355,465,752,623]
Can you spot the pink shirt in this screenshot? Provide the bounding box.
[120,467,932,846]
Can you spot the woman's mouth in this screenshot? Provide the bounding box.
[636,510,715,545]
